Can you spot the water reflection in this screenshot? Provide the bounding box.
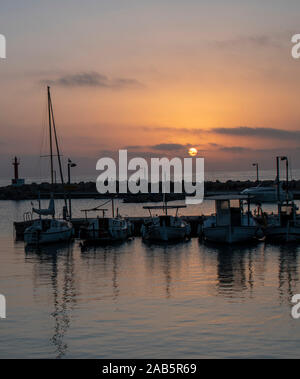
[216,245,248,298]
[112,251,120,300]
[18,237,300,358]
[80,243,128,301]
[277,243,299,303]
[25,242,77,359]
[202,241,300,303]
[201,242,265,299]
[143,240,191,298]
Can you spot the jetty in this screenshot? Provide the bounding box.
[14,215,203,240]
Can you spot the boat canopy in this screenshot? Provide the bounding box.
[143,205,186,209]
[81,207,109,213]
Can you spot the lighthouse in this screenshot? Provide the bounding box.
[12,157,25,186]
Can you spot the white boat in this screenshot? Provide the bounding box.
[24,219,73,245]
[141,205,191,242]
[79,200,133,244]
[201,195,263,244]
[241,183,292,203]
[264,202,300,242]
[24,198,73,245]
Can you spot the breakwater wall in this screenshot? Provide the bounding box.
[2,179,300,201]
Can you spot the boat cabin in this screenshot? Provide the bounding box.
[279,203,298,226]
[31,218,70,232]
[208,195,253,227]
[159,215,172,226]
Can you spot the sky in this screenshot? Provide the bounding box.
[0,0,300,179]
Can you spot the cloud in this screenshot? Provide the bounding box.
[212,127,300,140]
[124,143,191,152]
[123,145,143,150]
[141,125,300,141]
[151,143,188,151]
[41,72,144,89]
[219,146,253,153]
[142,126,203,135]
[211,34,284,50]
[97,149,164,161]
[215,145,300,155]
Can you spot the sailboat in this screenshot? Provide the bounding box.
[200,195,263,244]
[24,87,73,245]
[79,199,133,245]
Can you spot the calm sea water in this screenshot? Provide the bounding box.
[1,199,300,358]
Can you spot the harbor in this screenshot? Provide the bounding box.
[10,95,300,246]
[12,152,300,245]
[6,116,300,357]
[2,131,300,356]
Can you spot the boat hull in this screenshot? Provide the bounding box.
[82,228,129,243]
[265,225,300,242]
[143,225,188,242]
[203,225,258,244]
[24,228,73,245]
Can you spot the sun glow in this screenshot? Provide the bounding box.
[188,147,198,157]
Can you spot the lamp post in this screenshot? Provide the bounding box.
[252,163,259,182]
[67,159,77,219]
[280,156,288,203]
[276,156,288,215]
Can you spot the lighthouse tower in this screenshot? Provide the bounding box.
[12,157,25,186]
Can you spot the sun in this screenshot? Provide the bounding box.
[188,147,198,157]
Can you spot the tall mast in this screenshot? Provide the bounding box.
[47,86,68,211]
[48,88,65,186]
[276,156,281,218]
[163,171,167,215]
[111,198,115,218]
[47,86,54,185]
[286,158,289,203]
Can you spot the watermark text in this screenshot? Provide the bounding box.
[0,34,6,59]
[291,34,300,59]
[0,294,6,319]
[291,294,300,319]
[96,150,204,204]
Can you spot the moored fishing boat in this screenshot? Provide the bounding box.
[201,195,263,244]
[141,205,191,242]
[79,200,133,245]
[264,202,300,242]
[263,156,300,242]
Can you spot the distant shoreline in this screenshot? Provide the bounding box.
[1,179,300,201]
